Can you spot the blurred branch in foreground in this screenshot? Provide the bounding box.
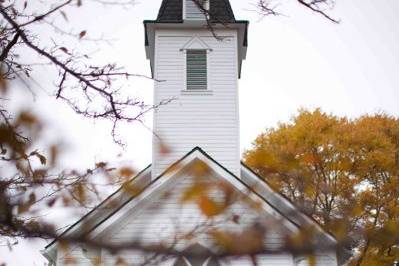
[0,0,161,145]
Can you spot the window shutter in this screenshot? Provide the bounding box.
[185,0,207,20]
[186,50,207,90]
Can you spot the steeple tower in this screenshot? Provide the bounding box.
[144,0,248,178]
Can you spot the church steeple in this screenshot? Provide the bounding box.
[144,0,249,179]
[156,0,236,23]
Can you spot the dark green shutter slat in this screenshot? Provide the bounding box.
[187,50,207,90]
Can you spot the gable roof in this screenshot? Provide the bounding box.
[44,147,340,254]
[87,147,303,239]
[156,0,236,23]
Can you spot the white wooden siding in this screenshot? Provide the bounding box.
[152,29,240,179]
[98,171,295,265]
[55,167,338,266]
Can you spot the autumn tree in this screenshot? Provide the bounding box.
[243,109,399,265]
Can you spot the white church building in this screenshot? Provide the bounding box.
[42,0,350,265]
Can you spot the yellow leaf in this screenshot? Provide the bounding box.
[95,162,107,168]
[198,196,224,217]
[0,73,7,93]
[180,182,208,203]
[115,258,128,266]
[73,183,86,204]
[190,160,211,178]
[122,182,140,196]
[308,255,316,266]
[119,167,135,178]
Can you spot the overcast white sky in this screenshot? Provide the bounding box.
[2,0,399,265]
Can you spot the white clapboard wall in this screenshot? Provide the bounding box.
[56,169,337,266]
[152,29,240,179]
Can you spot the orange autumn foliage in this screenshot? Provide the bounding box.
[243,109,399,266]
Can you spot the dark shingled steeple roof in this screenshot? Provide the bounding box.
[156,0,236,23]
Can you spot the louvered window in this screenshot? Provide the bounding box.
[185,0,209,20]
[186,50,207,90]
